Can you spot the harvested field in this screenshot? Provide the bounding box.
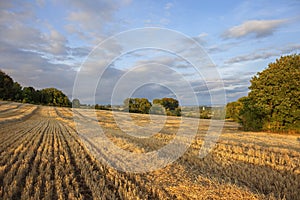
[0,101,299,199]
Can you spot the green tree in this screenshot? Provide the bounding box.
[226,100,243,121]
[12,82,23,101]
[124,98,152,114]
[238,97,265,131]
[0,69,71,106]
[137,98,152,114]
[241,54,300,132]
[161,98,179,111]
[200,107,211,119]
[0,70,14,100]
[153,98,181,116]
[22,86,37,103]
[153,99,162,105]
[40,88,71,107]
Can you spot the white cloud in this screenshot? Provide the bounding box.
[65,0,132,42]
[44,30,68,55]
[198,32,208,38]
[192,32,208,45]
[225,52,277,64]
[223,19,288,39]
[0,1,82,98]
[225,43,300,64]
[0,44,76,94]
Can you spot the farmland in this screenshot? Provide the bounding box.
[0,101,300,199]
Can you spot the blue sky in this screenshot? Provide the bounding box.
[1,0,300,105]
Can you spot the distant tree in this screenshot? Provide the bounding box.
[124,98,152,114]
[94,104,111,110]
[172,107,182,117]
[226,100,243,121]
[40,88,71,106]
[153,98,181,116]
[72,98,81,108]
[137,98,152,114]
[199,107,211,119]
[161,98,179,111]
[153,99,162,105]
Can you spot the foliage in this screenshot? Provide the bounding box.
[0,70,14,100]
[248,54,300,132]
[227,54,300,133]
[0,69,71,107]
[12,82,22,101]
[238,96,265,131]
[95,104,111,110]
[22,87,37,103]
[226,101,243,121]
[153,98,181,116]
[39,88,71,106]
[124,98,152,114]
[199,107,211,119]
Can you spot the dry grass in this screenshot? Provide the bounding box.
[0,102,38,124]
[0,102,299,199]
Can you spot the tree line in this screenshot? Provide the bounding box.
[0,70,71,107]
[124,97,181,116]
[226,54,300,133]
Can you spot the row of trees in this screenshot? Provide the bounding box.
[123,97,181,116]
[226,54,300,133]
[0,70,71,107]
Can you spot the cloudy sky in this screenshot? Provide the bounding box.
[1,0,300,105]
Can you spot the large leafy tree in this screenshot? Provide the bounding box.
[0,70,23,101]
[0,70,14,100]
[242,54,300,132]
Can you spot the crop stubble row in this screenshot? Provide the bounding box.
[0,106,165,199]
[1,104,300,199]
[63,107,300,200]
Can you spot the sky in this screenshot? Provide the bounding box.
[1,0,300,105]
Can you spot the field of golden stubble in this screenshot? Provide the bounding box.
[0,101,299,199]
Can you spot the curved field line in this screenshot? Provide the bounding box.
[0,103,22,113]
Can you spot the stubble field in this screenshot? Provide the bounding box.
[0,101,299,199]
